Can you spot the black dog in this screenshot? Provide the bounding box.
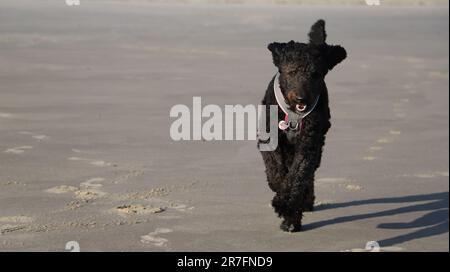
[259,20,346,232]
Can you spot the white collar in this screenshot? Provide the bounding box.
[273,72,320,130]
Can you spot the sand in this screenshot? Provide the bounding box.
[0,0,448,251]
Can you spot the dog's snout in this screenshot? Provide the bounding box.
[295,96,306,103]
[294,96,308,112]
[287,92,305,103]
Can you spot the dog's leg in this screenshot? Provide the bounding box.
[279,211,303,232]
[279,145,322,231]
[303,147,325,212]
[261,153,286,193]
[275,191,303,232]
[260,147,304,231]
[267,155,307,232]
[303,175,315,212]
[275,171,307,232]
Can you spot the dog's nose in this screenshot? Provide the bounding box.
[295,96,306,104]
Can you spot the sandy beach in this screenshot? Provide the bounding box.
[0,0,448,251]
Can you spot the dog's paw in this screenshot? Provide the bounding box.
[280,220,302,232]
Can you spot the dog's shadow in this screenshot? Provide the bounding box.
[305,192,449,247]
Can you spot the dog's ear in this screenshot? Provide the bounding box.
[326,45,346,70]
[267,42,285,67]
[309,19,326,45]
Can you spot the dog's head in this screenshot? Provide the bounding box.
[268,20,346,112]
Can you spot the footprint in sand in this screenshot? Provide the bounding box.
[4,146,33,154]
[169,203,194,212]
[342,184,363,191]
[0,224,26,235]
[317,177,362,192]
[369,146,383,151]
[76,178,107,200]
[0,216,33,235]
[67,157,89,161]
[18,131,49,141]
[32,135,49,141]
[80,178,105,189]
[0,180,26,187]
[140,228,173,247]
[90,160,113,167]
[0,216,33,224]
[74,189,106,201]
[317,177,349,183]
[114,204,166,216]
[68,157,114,167]
[45,177,107,201]
[45,185,78,194]
[376,138,393,144]
[365,130,401,159]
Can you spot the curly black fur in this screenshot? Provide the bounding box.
[259,20,346,232]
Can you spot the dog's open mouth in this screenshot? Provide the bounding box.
[296,103,307,112]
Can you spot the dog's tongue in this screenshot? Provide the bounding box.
[296,103,307,112]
